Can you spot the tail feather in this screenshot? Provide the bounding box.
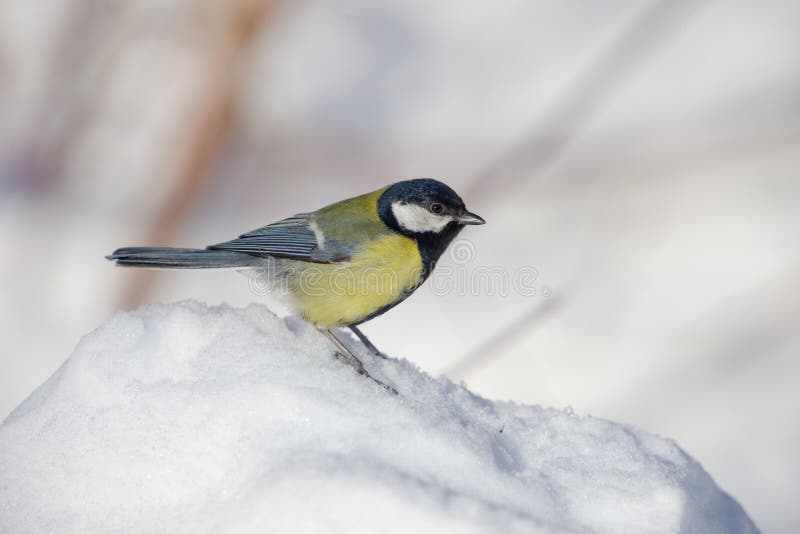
[107,247,257,269]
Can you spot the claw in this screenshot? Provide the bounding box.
[322,329,397,394]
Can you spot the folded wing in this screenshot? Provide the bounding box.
[207,213,351,263]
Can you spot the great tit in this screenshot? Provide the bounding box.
[108,178,485,392]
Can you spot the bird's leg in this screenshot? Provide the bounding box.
[348,325,387,359]
[323,329,366,374]
[321,329,397,394]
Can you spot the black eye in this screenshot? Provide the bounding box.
[430,203,444,214]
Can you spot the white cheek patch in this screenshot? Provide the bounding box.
[391,202,454,233]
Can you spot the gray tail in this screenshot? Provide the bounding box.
[106,247,257,269]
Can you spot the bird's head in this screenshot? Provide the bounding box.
[377,178,485,238]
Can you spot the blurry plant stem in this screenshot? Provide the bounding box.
[467,0,706,196]
[14,0,127,193]
[452,0,704,379]
[122,0,280,309]
[444,296,561,380]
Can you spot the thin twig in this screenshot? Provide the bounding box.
[466,0,707,195]
[444,296,562,380]
[450,1,706,379]
[122,0,280,309]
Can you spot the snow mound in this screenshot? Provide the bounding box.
[0,301,756,534]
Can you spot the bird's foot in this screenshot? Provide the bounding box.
[333,351,397,394]
[322,329,397,395]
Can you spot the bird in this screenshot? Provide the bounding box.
[107,178,485,393]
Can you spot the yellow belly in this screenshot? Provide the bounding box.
[285,233,424,328]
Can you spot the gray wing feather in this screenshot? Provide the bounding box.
[208,213,351,263]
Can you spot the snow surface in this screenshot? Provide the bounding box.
[0,301,757,534]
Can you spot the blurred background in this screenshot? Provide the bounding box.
[1,0,798,531]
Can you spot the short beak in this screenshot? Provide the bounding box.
[458,210,486,225]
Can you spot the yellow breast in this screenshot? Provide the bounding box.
[285,233,424,328]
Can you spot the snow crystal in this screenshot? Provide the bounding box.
[0,301,757,533]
